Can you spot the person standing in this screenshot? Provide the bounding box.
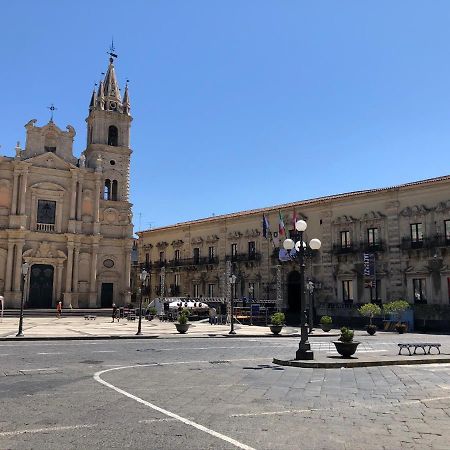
[111,303,118,322]
[56,301,62,318]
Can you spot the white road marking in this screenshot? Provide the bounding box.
[231,408,321,417]
[0,424,96,437]
[94,359,264,450]
[139,418,178,424]
[37,352,63,355]
[0,354,9,356]
[92,350,116,353]
[19,367,60,372]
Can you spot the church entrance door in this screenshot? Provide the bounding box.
[28,264,54,308]
[101,283,114,308]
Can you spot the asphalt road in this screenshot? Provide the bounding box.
[1,334,450,449]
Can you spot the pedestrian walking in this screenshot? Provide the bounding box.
[112,303,119,322]
[209,306,217,325]
[56,301,62,318]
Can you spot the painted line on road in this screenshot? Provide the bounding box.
[0,424,97,437]
[92,350,116,353]
[19,367,61,372]
[231,408,321,417]
[37,352,63,355]
[94,359,266,450]
[139,418,178,424]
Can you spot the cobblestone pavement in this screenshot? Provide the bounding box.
[1,336,450,449]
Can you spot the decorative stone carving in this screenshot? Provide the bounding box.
[205,234,219,243]
[103,207,119,224]
[23,242,66,260]
[360,211,385,221]
[228,231,243,239]
[435,200,450,213]
[400,205,430,217]
[171,239,184,248]
[332,215,357,225]
[191,237,203,245]
[156,241,168,249]
[142,243,153,250]
[244,229,261,238]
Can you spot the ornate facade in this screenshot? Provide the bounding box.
[137,176,450,327]
[0,55,133,308]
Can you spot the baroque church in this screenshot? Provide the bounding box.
[0,55,133,308]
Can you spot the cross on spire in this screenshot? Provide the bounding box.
[107,38,118,62]
[47,103,57,122]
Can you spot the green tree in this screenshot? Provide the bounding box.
[358,303,381,326]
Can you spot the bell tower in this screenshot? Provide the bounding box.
[83,51,132,203]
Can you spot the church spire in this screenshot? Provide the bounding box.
[89,84,97,111]
[122,80,130,115]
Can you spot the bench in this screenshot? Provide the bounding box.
[84,315,96,320]
[398,343,441,356]
[127,313,136,321]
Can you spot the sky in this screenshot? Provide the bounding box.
[1,1,450,233]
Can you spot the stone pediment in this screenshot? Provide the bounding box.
[244,229,261,238]
[360,211,385,221]
[332,215,357,225]
[400,205,431,217]
[435,200,450,213]
[23,241,66,261]
[24,152,77,171]
[30,181,66,192]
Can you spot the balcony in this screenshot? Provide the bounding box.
[361,240,385,253]
[36,223,55,232]
[331,244,356,255]
[225,252,261,262]
[168,256,219,267]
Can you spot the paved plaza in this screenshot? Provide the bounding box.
[1,326,450,449]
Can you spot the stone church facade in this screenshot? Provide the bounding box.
[137,176,450,328]
[0,56,133,308]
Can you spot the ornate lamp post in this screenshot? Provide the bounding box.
[136,269,148,336]
[306,280,315,334]
[248,284,254,326]
[16,262,30,337]
[229,274,237,335]
[283,220,321,360]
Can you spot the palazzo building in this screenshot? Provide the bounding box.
[0,55,133,308]
[137,176,450,328]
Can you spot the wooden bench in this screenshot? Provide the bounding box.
[84,315,96,320]
[398,343,441,356]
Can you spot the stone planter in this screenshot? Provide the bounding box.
[320,324,332,332]
[366,325,377,335]
[333,341,360,358]
[269,325,283,335]
[175,323,190,334]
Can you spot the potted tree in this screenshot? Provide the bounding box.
[175,309,190,334]
[333,327,360,358]
[269,312,285,335]
[383,300,410,333]
[358,303,381,335]
[147,306,157,320]
[319,315,332,332]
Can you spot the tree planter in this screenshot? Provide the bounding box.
[320,324,332,332]
[395,324,407,334]
[269,325,283,335]
[333,341,360,358]
[175,323,190,334]
[366,325,377,336]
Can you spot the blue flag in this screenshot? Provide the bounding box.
[262,214,270,238]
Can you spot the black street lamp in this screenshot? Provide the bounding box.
[283,220,321,360]
[16,262,30,337]
[136,269,148,336]
[229,274,237,334]
[306,280,315,334]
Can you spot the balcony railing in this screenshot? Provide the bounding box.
[225,252,261,262]
[331,244,356,255]
[168,256,219,267]
[36,223,55,232]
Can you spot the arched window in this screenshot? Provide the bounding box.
[104,179,111,200]
[111,180,118,201]
[108,126,118,146]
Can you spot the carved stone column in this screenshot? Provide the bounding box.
[65,242,74,303]
[19,171,28,215]
[76,176,83,221]
[69,171,77,220]
[94,178,101,223]
[56,262,64,305]
[89,243,99,307]
[11,172,19,215]
[72,246,80,308]
[13,241,24,292]
[5,242,15,292]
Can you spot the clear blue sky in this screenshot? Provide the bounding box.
[1,1,450,233]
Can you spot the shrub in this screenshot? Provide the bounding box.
[270,312,285,326]
[339,326,354,343]
[148,307,157,316]
[177,311,188,324]
[358,303,381,325]
[320,315,332,325]
[383,300,410,322]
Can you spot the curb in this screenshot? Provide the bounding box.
[0,335,160,342]
[273,356,450,369]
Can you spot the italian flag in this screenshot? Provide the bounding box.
[278,211,286,236]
